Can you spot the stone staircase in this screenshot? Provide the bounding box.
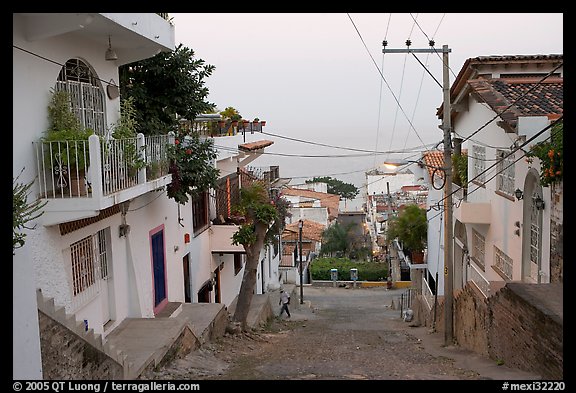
[36,289,134,379]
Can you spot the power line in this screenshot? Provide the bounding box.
[346,13,429,151]
[425,117,562,222]
[456,63,563,145]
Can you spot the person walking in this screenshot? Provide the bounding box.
[279,289,291,318]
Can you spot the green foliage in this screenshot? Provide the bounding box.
[46,89,82,134]
[310,257,388,281]
[306,176,359,200]
[111,96,146,173]
[267,192,292,243]
[166,130,220,204]
[13,169,47,254]
[526,120,563,187]
[119,44,216,135]
[220,107,242,121]
[112,96,139,139]
[42,89,94,169]
[452,152,468,188]
[231,182,286,247]
[320,222,353,257]
[386,204,427,252]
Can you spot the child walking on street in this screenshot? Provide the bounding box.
[279,289,291,318]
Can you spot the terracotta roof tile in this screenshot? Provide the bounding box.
[467,78,563,131]
[282,219,326,242]
[282,188,340,219]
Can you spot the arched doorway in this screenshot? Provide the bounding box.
[521,169,544,283]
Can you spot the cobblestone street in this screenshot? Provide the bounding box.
[142,286,540,381]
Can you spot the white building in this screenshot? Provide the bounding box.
[13,13,281,379]
[429,55,563,304]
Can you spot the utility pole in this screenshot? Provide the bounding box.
[383,42,453,345]
[298,219,304,304]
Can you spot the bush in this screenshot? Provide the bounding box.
[310,257,388,281]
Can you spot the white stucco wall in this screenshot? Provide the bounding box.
[455,94,552,283]
[13,243,43,380]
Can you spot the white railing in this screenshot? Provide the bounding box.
[468,261,490,298]
[35,139,91,198]
[34,133,171,199]
[422,275,436,311]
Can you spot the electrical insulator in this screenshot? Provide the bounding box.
[405,39,411,47]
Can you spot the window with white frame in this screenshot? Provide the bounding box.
[496,149,515,196]
[70,228,109,297]
[494,246,513,281]
[472,145,486,183]
[471,229,486,271]
[56,59,106,136]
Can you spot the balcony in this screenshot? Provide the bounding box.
[179,116,266,139]
[453,201,492,224]
[33,133,172,226]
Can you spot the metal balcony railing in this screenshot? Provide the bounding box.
[33,133,171,199]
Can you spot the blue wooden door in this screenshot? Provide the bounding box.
[151,230,166,309]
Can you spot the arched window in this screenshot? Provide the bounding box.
[56,59,106,136]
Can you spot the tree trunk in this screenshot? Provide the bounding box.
[232,221,268,331]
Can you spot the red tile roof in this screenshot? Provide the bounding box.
[437,54,563,121]
[281,187,340,220]
[421,149,467,184]
[467,78,563,132]
[282,219,325,242]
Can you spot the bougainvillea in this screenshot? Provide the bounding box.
[166,129,220,204]
[526,119,563,187]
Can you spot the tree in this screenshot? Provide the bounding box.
[386,204,427,256]
[320,222,353,257]
[119,44,215,135]
[219,106,242,122]
[166,129,220,204]
[230,182,290,331]
[13,169,46,254]
[306,176,359,201]
[526,118,563,187]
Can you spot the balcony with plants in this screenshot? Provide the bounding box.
[33,91,172,226]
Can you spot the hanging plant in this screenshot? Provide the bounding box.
[526,119,563,187]
[166,129,220,204]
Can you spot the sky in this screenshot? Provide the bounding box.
[171,13,563,199]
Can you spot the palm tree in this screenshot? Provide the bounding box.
[320,222,354,257]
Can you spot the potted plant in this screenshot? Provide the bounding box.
[110,96,146,181]
[42,89,94,196]
[386,204,427,263]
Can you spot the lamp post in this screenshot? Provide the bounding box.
[298,219,304,304]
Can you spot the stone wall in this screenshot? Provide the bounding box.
[38,311,123,379]
[488,284,563,379]
[414,282,563,379]
[549,182,563,283]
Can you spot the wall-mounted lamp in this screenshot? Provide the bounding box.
[105,36,118,61]
[514,188,523,201]
[535,195,545,211]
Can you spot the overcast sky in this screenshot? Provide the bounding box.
[171,13,563,187]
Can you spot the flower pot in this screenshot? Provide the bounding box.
[410,250,424,264]
[68,169,88,197]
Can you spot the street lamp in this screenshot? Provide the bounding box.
[298,219,304,304]
[383,159,446,190]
